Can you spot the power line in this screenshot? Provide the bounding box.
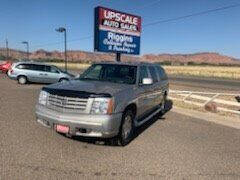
[31,0,161,49]
[144,3,240,27]
[92,0,108,7]
[132,0,163,12]
[32,3,240,49]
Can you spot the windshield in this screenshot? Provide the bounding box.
[79,64,137,84]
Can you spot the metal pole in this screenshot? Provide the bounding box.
[22,41,29,60]
[27,42,29,60]
[116,53,121,62]
[56,27,67,71]
[64,30,67,72]
[6,39,9,59]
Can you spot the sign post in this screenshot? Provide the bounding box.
[116,53,121,62]
[94,6,141,62]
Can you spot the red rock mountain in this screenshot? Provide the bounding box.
[0,48,239,65]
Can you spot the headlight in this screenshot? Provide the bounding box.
[91,98,114,115]
[39,91,49,106]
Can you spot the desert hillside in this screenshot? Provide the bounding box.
[0,48,239,65]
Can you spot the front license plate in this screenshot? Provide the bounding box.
[56,124,69,134]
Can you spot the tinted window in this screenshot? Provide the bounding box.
[139,66,149,83]
[32,64,45,71]
[46,66,60,73]
[80,64,137,84]
[156,66,167,80]
[45,66,51,72]
[16,64,32,70]
[148,66,158,83]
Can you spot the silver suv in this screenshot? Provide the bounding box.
[35,62,169,146]
[8,62,74,84]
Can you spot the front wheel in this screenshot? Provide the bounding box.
[117,110,135,146]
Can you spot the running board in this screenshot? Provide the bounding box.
[135,107,162,127]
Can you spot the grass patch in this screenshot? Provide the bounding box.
[48,62,91,70]
[164,66,240,80]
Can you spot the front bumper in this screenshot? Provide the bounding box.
[35,104,122,138]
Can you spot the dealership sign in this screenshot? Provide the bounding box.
[94,6,141,55]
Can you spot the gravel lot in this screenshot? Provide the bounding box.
[0,74,240,179]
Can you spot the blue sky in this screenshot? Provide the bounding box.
[0,0,240,58]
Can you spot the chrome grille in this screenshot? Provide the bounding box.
[47,94,88,112]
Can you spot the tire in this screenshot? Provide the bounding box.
[59,78,68,83]
[18,76,27,85]
[117,110,135,146]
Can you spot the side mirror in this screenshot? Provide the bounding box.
[142,78,153,85]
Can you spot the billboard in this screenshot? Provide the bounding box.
[94,6,142,55]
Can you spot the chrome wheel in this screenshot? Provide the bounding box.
[117,110,134,146]
[122,115,132,140]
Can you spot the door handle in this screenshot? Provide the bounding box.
[39,73,44,75]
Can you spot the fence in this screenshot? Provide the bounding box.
[169,90,240,115]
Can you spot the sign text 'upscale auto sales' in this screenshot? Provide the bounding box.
[94,7,141,55]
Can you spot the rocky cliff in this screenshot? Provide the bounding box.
[0,48,239,65]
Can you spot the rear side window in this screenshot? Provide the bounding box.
[32,64,45,71]
[148,66,158,83]
[16,64,32,70]
[139,66,149,83]
[156,66,167,80]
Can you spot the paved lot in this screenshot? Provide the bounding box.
[0,74,240,179]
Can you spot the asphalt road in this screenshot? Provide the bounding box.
[0,74,240,179]
[169,75,240,92]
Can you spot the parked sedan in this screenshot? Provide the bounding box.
[0,61,12,74]
[8,62,75,84]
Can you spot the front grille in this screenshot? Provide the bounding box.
[47,94,88,112]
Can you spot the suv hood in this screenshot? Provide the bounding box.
[43,80,132,98]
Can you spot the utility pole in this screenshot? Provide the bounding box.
[64,29,67,71]
[6,39,9,59]
[56,27,67,72]
[22,41,29,60]
[116,53,121,62]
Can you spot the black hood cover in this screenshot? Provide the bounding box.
[42,87,112,99]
